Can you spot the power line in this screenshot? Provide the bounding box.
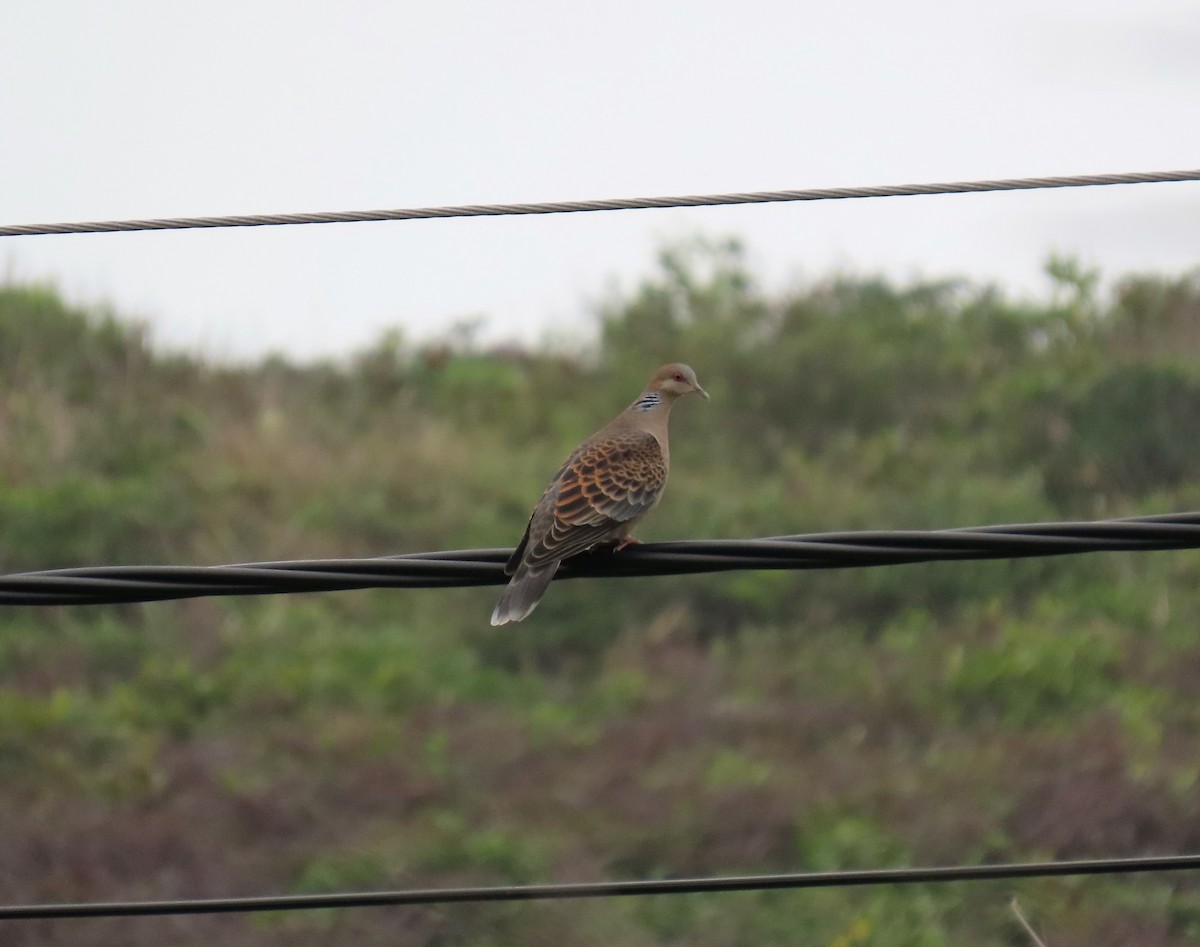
[2,169,1198,238]
[3,512,1200,607]
[4,852,1198,921]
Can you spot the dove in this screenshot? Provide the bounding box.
[490,363,709,625]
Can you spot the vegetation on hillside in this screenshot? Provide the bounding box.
[3,241,1200,945]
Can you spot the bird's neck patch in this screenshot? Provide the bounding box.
[633,392,662,412]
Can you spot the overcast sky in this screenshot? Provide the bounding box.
[2,1,1198,361]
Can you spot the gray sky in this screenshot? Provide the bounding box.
[3,1,1198,361]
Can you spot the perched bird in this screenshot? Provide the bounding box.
[490,363,709,626]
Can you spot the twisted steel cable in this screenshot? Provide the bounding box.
[4,512,1199,607]
[2,169,1198,237]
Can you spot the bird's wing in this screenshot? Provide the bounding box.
[512,430,667,571]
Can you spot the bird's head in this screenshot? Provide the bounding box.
[647,363,709,401]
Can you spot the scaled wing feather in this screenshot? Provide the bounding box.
[520,431,666,569]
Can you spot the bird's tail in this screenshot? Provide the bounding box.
[490,562,558,626]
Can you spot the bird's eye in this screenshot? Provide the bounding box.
[673,372,684,382]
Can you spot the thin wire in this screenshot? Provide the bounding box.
[3,852,1198,920]
[3,512,1200,607]
[1010,897,1050,947]
[2,169,1198,237]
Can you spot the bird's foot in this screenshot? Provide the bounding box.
[613,536,641,552]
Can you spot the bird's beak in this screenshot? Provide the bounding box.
[694,383,710,400]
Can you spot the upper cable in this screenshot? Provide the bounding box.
[2,169,1198,237]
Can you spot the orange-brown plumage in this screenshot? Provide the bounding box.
[491,363,708,625]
